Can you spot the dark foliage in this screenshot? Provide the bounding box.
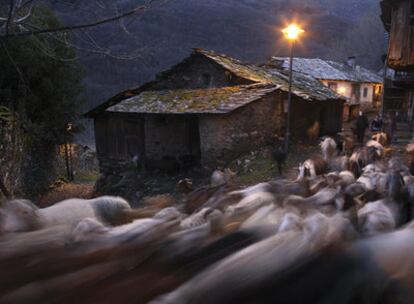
[0,5,83,196]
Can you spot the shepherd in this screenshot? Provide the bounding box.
[355,111,369,144]
[370,115,383,133]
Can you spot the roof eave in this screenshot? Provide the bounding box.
[83,80,158,118]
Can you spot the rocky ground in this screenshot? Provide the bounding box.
[38,143,321,206]
[39,138,409,208]
[39,113,412,208]
[38,182,95,208]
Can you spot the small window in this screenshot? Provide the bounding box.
[327,82,337,91]
[202,74,212,87]
[351,84,360,96]
[376,85,382,95]
[363,87,369,98]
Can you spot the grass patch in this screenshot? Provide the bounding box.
[232,144,321,187]
[234,153,276,187]
[74,171,99,184]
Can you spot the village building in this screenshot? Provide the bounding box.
[380,0,414,125]
[269,57,383,121]
[86,49,344,176]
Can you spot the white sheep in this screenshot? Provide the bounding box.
[211,168,236,186]
[366,140,385,158]
[357,199,396,236]
[0,196,133,234]
[320,137,337,161]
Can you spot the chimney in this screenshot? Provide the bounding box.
[346,56,356,69]
[355,65,361,77]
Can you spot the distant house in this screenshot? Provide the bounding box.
[269,57,383,121]
[380,0,414,124]
[86,49,344,174]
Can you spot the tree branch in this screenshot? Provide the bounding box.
[19,0,36,11]
[15,4,34,24]
[21,22,144,61]
[0,4,151,39]
[6,0,16,35]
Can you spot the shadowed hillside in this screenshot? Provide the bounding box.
[51,0,386,144]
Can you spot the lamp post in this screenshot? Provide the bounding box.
[64,123,74,181]
[281,24,304,152]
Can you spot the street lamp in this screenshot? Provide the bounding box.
[282,23,304,152]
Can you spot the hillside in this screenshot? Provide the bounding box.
[50,0,387,143]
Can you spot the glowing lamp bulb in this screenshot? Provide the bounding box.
[282,24,304,40]
[338,87,346,95]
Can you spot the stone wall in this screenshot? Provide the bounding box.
[150,54,253,90]
[198,91,283,166]
[290,97,344,140]
[290,97,321,140]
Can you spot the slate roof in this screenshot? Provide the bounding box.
[106,84,279,114]
[194,49,340,101]
[270,57,383,84]
[86,49,344,117]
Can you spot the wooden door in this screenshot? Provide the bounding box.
[123,118,145,159]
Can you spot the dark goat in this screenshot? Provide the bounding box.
[272,146,287,175]
[348,147,379,178]
[386,170,411,226]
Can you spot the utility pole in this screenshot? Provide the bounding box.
[285,40,294,153]
[281,23,304,152]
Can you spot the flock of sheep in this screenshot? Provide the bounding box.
[1,132,414,303]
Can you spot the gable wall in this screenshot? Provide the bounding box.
[198,91,284,166]
[148,54,254,91]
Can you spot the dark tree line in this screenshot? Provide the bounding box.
[0,1,165,198]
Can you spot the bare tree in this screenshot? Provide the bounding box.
[0,106,22,199]
[0,1,164,38]
[0,0,168,60]
[0,1,170,197]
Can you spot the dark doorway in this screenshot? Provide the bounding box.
[124,118,145,159]
[187,116,201,164]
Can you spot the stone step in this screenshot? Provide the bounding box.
[395,138,412,142]
[395,131,412,136]
[395,129,413,134]
[394,139,411,145]
[396,123,411,129]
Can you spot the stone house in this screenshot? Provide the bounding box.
[270,57,383,121]
[86,49,344,175]
[381,0,414,124]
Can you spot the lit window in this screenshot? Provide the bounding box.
[328,82,338,91]
[338,87,346,95]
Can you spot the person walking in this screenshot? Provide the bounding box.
[355,111,369,144]
[370,115,383,133]
[390,115,397,143]
[384,113,397,143]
